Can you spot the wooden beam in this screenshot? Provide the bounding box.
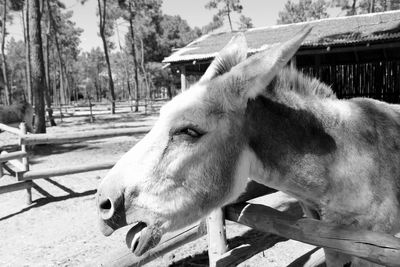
[207,208,228,267]
[0,151,27,163]
[1,151,27,172]
[96,222,207,267]
[18,161,116,180]
[180,65,187,92]
[0,181,34,195]
[0,123,22,135]
[225,203,400,267]
[20,126,152,145]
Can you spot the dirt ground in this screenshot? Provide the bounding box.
[0,102,316,267]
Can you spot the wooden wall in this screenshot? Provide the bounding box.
[300,60,400,103]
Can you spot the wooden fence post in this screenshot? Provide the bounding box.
[207,208,228,267]
[20,122,31,205]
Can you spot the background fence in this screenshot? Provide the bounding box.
[300,60,400,103]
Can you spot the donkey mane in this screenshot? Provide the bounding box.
[268,67,336,100]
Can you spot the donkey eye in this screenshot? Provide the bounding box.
[174,127,204,139]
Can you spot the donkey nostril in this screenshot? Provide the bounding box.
[99,198,114,220]
[100,199,112,210]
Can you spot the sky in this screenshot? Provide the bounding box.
[7,0,287,52]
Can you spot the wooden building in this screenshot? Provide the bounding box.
[163,10,400,103]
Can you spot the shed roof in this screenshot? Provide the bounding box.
[163,10,400,64]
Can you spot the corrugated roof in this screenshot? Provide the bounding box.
[163,10,400,63]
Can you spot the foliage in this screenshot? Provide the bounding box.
[238,15,253,30]
[331,0,400,14]
[205,0,243,31]
[156,15,201,61]
[278,0,329,24]
[5,37,25,98]
[202,15,224,33]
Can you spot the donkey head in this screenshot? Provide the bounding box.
[96,27,311,256]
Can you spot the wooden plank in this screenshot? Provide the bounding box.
[18,161,116,180]
[0,151,28,163]
[0,123,22,135]
[225,203,400,267]
[180,65,187,92]
[20,126,152,145]
[7,159,27,172]
[1,151,27,172]
[0,181,34,195]
[97,222,207,267]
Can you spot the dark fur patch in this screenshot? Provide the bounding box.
[245,96,337,171]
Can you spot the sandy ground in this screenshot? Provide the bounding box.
[0,102,316,266]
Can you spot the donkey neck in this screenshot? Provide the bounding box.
[243,77,337,206]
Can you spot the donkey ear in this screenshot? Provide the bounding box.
[200,33,248,82]
[230,26,311,99]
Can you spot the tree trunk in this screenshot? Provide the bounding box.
[226,2,233,32]
[43,9,56,126]
[116,20,133,110]
[1,0,12,105]
[351,0,357,15]
[139,38,151,114]
[23,0,32,103]
[29,0,47,133]
[98,0,116,114]
[128,2,140,112]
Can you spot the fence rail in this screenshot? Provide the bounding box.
[226,203,400,267]
[0,123,23,136]
[17,161,116,180]
[20,126,152,145]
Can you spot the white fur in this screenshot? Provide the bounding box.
[223,148,254,205]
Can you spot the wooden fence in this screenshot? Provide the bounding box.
[0,122,152,204]
[300,60,400,103]
[3,122,400,266]
[95,186,400,267]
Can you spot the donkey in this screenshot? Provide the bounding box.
[0,101,34,132]
[96,27,400,266]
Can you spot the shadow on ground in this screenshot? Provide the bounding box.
[170,229,287,267]
[30,143,94,158]
[0,178,96,222]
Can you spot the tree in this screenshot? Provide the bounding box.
[159,15,201,59]
[118,0,163,112]
[205,0,243,32]
[331,0,400,14]
[202,14,223,34]
[97,0,116,114]
[238,15,253,30]
[22,0,32,103]
[278,0,329,24]
[29,0,47,133]
[6,38,25,99]
[1,0,12,104]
